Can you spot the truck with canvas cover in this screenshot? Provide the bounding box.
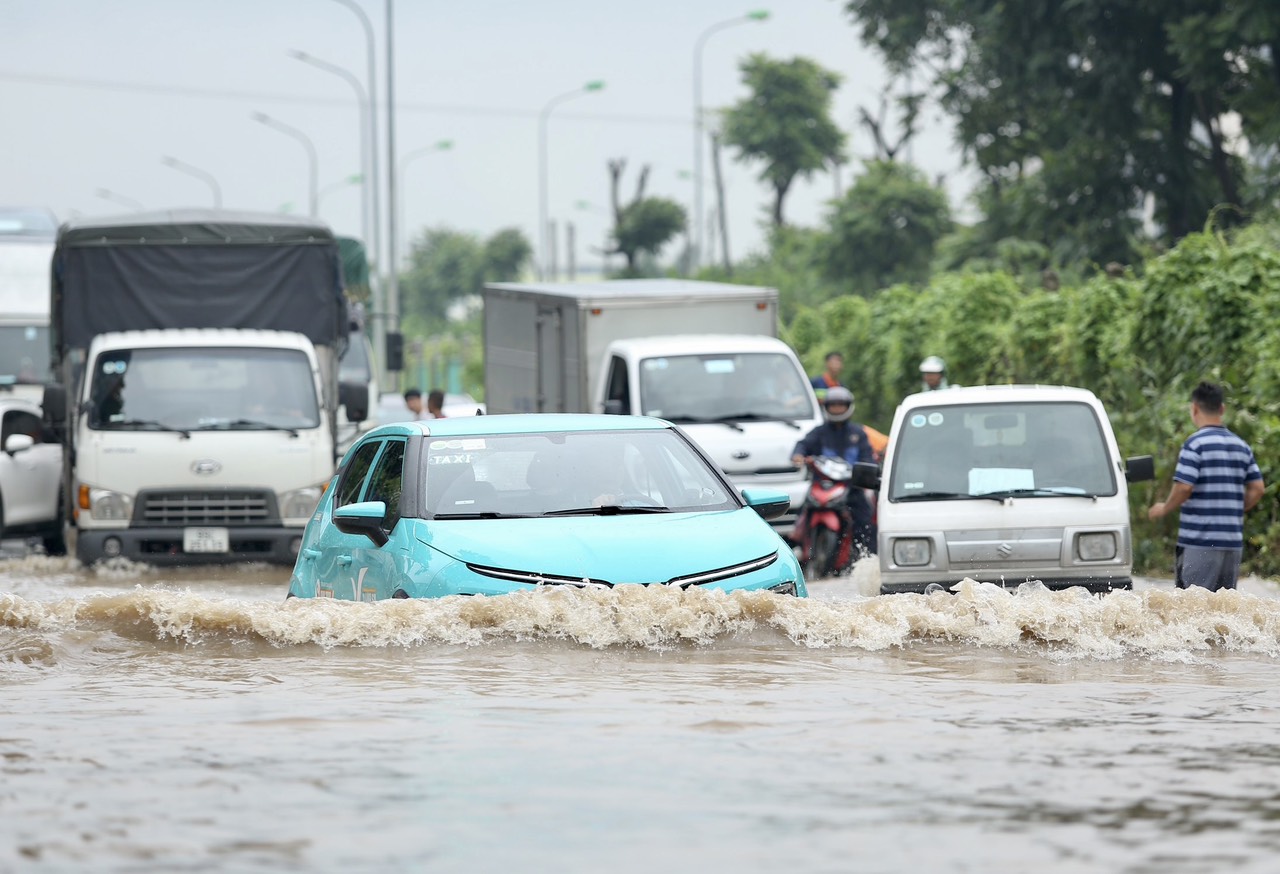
[43,209,367,565]
[482,279,822,537]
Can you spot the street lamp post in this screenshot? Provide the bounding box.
[95,188,144,211]
[289,49,372,251]
[319,173,364,211]
[538,81,605,281]
[399,140,454,241]
[160,155,223,207]
[326,0,385,389]
[251,112,319,216]
[692,10,768,270]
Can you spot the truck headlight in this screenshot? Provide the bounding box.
[280,486,323,520]
[1077,532,1117,561]
[89,488,134,522]
[892,538,931,567]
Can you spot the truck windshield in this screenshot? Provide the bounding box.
[888,401,1118,501]
[87,347,319,431]
[638,352,815,422]
[0,326,51,385]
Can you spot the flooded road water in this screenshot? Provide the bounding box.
[3,546,1280,873]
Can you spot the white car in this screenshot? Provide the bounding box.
[0,396,64,554]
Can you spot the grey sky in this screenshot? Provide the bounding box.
[2,0,969,272]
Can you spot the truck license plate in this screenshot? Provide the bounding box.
[183,527,229,553]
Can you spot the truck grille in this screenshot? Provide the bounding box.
[135,489,276,526]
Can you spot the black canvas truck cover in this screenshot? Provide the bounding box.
[51,209,347,360]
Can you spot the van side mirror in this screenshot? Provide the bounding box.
[333,500,389,546]
[339,382,369,423]
[1125,455,1155,483]
[851,461,881,491]
[4,434,34,455]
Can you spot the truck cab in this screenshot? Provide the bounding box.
[596,334,822,537]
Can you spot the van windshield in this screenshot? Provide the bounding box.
[638,352,816,422]
[888,401,1117,501]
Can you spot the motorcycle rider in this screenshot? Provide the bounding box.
[920,355,949,391]
[790,386,876,557]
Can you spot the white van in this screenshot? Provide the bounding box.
[855,385,1154,594]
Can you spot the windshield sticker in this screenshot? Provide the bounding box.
[910,414,927,428]
[428,453,474,465]
[460,439,486,451]
[643,359,669,371]
[101,359,127,375]
[969,467,1034,494]
[704,359,736,374]
[927,412,944,426]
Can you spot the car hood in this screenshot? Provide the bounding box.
[414,509,783,584]
[680,419,817,475]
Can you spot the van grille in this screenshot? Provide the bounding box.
[136,489,276,526]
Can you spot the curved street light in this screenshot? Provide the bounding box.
[693,10,768,270]
[289,50,372,250]
[538,80,605,281]
[319,173,365,211]
[251,111,319,216]
[160,155,223,208]
[95,188,144,211]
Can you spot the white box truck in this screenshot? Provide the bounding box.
[853,384,1154,594]
[482,279,823,536]
[43,210,368,566]
[0,209,57,402]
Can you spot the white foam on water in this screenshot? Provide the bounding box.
[4,579,1280,659]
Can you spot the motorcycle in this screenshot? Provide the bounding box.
[794,455,862,582]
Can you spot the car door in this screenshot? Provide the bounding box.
[308,439,382,599]
[350,439,406,600]
[0,408,57,528]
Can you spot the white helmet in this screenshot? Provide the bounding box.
[822,386,854,422]
[919,355,946,374]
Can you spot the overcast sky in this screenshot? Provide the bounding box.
[2,0,970,274]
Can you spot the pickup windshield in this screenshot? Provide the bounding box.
[86,346,319,431]
[888,400,1118,501]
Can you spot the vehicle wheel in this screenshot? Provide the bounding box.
[812,527,838,580]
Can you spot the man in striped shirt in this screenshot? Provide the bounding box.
[1148,381,1265,590]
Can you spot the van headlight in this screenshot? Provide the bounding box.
[1077,532,1118,561]
[89,488,134,521]
[892,538,931,567]
[280,486,323,520]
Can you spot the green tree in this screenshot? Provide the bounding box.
[842,0,1280,262]
[401,227,533,326]
[482,228,532,281]
[721,54,846,227]
[606,159,687,275]
[821,160,952,294]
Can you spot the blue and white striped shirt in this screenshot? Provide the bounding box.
[1174,425,1262,549]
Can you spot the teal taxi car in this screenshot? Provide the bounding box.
[286,414,807,600]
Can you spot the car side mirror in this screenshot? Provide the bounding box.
[1125,455,1155,483]
[339,381,370,424]
[741,488,791,521]
[851,461,881,491]
[333,500,389,546]
[4,433,34,455]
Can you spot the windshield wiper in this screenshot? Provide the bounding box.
[222,419,299,437]
[976,488,1100,500]
[718,412,802,430]
[896,490,1007,503]
[110,419,191,438]
[431,511,536,520]
[543,504,671,517]
[665,415,744,432]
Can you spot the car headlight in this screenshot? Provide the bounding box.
[280,486,324,520]
[1077,532,1117,561]
[89,488,134,522]
[892,537,931,567]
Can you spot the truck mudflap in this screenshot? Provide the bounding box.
[74,526,305,566]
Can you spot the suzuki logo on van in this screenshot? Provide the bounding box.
[191,459,222,475]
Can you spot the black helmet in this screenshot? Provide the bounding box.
[823,386,854,422]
